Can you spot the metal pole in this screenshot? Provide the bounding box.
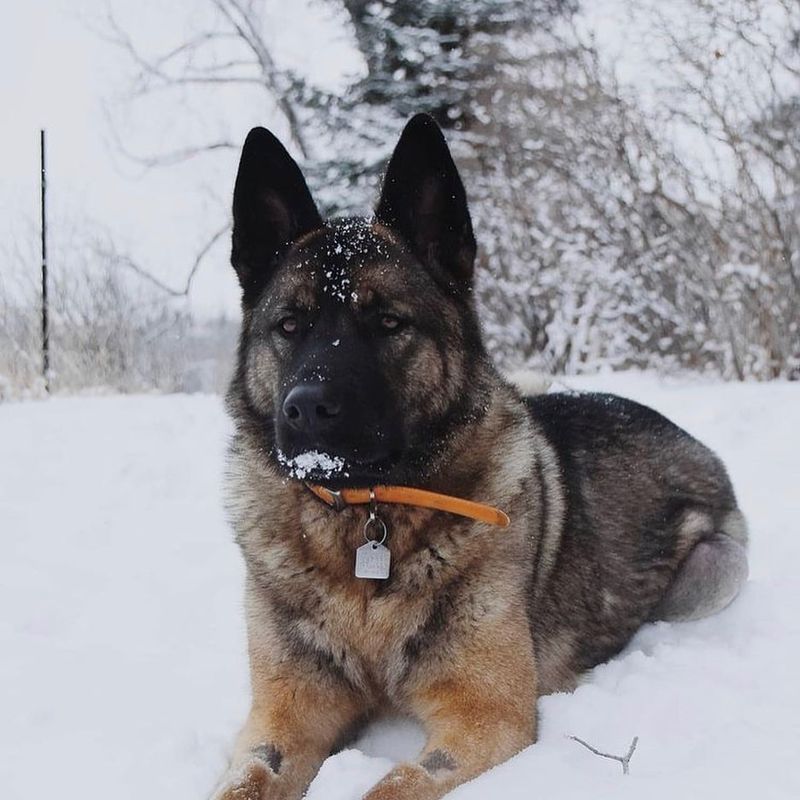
[40,129,50,393]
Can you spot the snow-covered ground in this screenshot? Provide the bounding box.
[1,374,799,799]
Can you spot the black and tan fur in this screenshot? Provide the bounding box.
[212,115,748,800]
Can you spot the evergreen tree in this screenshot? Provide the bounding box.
[309,0,575,215]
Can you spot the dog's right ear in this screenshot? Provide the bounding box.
[231,127,322,295]
[375,114,476,293]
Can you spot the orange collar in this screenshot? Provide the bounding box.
[306,483,510,528]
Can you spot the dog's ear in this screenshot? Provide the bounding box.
[375,114,476,290]
[231,127,322,294]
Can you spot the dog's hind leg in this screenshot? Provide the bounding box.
[653,511,749,623]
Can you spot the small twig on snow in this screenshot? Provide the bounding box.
[567,735,639,775]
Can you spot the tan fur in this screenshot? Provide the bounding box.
[214,388,546,800]
[365,612,537,800]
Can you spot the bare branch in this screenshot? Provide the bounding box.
[210,0,310,157]
[100,1,310,160]
[126,141,236,168]
[567,735,639,775]
[98,101,236,168]
[181,222,230,294]
[97,222,230,298]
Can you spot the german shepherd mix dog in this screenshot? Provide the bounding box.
[213,114,748,800]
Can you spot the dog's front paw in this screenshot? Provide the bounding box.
[211,759,273,800]
[363,763,439,800]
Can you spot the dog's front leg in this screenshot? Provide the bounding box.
[211,664,362,800]
[363,613,537,800]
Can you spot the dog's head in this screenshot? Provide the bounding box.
[229,114,493,487]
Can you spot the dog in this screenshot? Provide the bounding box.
[213,114,749,800]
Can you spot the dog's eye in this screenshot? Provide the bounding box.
[279,316,298,335]
[380,315,402,332]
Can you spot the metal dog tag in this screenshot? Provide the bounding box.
[355,541,391,580]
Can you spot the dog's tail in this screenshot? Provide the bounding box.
[654,509,749,623]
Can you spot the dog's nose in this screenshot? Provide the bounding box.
[282,384,342,432]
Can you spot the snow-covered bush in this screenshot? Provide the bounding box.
[0,230,236,399]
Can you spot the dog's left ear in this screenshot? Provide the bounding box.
[375,114,476,290]
[231,127,322,296]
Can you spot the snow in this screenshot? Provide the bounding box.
[277,449,351,480]
[1,374,799,799]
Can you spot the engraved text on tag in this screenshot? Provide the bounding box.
[355,541,391,579]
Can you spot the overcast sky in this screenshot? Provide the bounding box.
[1,0,360,317]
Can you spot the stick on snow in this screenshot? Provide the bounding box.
[567,734,639,775]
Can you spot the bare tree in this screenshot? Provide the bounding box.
[96,0,321,296]
[100,0,310,163]
[624,0,800,378]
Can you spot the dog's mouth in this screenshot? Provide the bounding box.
[274,446,402,488]
[274,416,406,486]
